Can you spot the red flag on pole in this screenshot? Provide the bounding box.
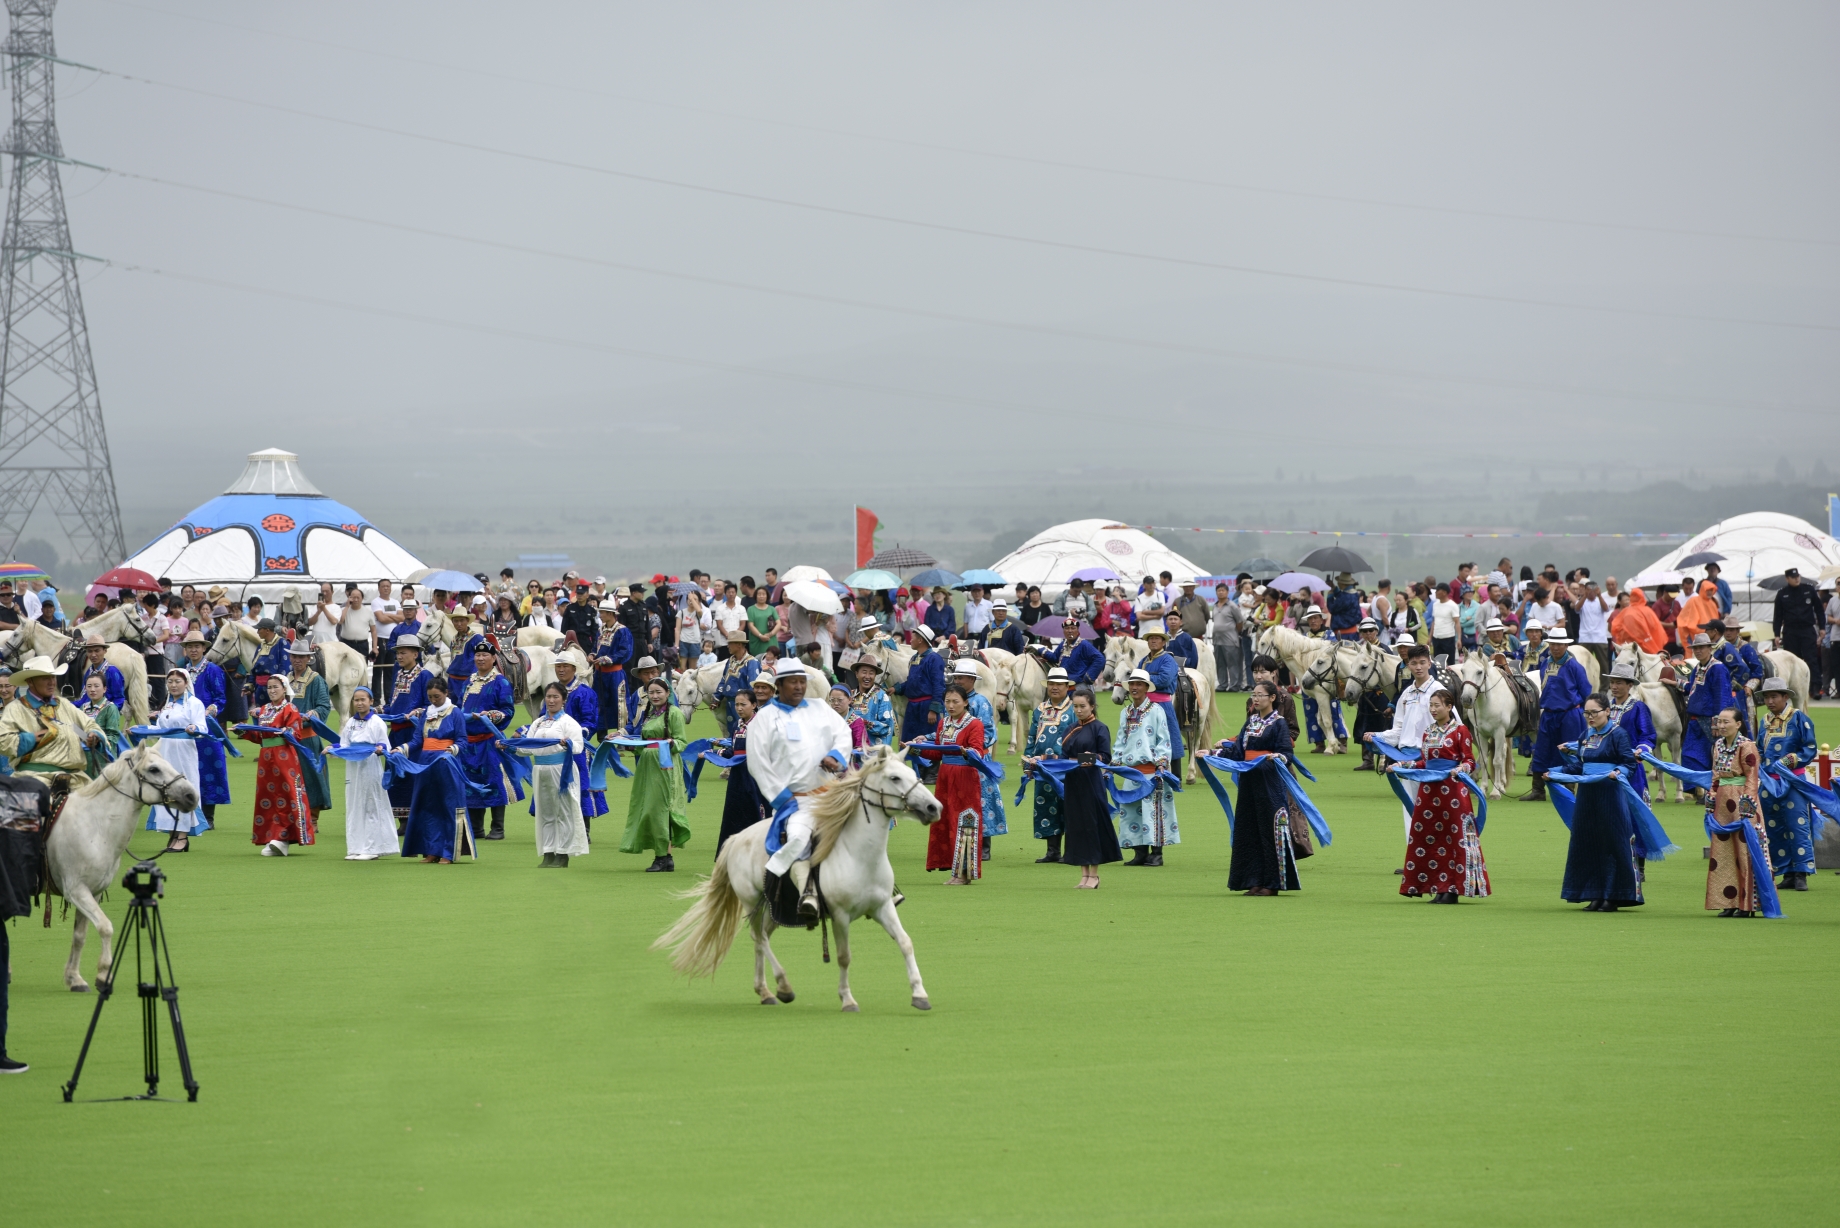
[855,507,880,568]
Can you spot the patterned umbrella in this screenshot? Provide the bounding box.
[866,546,936,570]
[0,561,48,582]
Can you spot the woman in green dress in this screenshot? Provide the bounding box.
[77,672,124,778]
[621,677,690,872]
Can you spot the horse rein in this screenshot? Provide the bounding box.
[103,753,193,812]
[860,773,933,824]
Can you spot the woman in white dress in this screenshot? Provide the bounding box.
[339,687,397,860]
[145,667,211,850]
[520,681,590,868]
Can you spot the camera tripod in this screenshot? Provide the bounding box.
[62,860,200,1102]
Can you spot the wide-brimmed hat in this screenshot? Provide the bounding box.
[633,656,659,672]
[913,625,936,644]
[206,585,227,602]
[1126,668,1152,686]
[750,672,778,690]
[1544,628,1574,644]
[952,659,980,678]
[82,630,107,647]
[392,637,422,654]
[1045,666,1071,684]
[180,628,208,645]
[1336,571,1355,586]
[1689,632,1712,647]
[725,629,749,645]
[1358,617,1380,631]
[1301,607,1325,621]
[1606,663,1638,683]
[11,654,65,683]
[1761,677,1791,695]
[1522,619,1544,634]
[556,647,590,674]
[851,656,882,674]
[990,601,1008,613]
[772,658,805,680]
[286,640,314,656]
[596,598,621,614]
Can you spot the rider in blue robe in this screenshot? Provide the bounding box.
[457,650,516,838]
[1327,576,1363,641]
[380,644,434,819]
[1165,624,1199,670]
[182,643,231,815]
[1043,616,1105,683]
[711,638,759,732]
[446,623,488,690]
[986,607,1028,657]
[592,614,633,739]
[1525,634,1590,799]
[898,629,946,742]
[1680,637,1732,774]
[1711,624,1765,735]
[1298,610,1348,751]
[1757,682,1820,886]
[846,661,897,747]
[1138,629,1186,765]
[82,659,126,709]
[251,623,290,691]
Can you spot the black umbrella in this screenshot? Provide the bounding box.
[867,545,936,570]
[1676,551,1726,567]
[1297,545,1375,574]
[1756,574,1789,591]
[1229,557,1287,576]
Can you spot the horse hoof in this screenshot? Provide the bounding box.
[69,983,89,994]
[911,996,931,1011]
[776,989,795,1003]
[759,996,778,1006]
[841,1002,860,1013]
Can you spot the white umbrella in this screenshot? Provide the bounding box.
[781,565,833,584]
[1625,568,1684,590]
[784,579,843,614]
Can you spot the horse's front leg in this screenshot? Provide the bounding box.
[833,913,859,1012]
[871,898,930,1010]
[762,919,794,1003]
[63,882,112,993]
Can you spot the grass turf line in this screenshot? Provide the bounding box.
[4,699,1838,1226]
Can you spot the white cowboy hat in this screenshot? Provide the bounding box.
[556,647,591,673]
[750,672,779,689]
[952,659,980,678]
[1142,624,1168,640]
[1126,668,1152,686]
[1522,619,1544,633]
[912,625,936,644]
[596,598,621,613]
[11,654,66,683]
[772,658,806,680]
[633,656,659,671]
[1484,618,1507,633]
[1545,629,1574,644]
[1045,666,1071,684]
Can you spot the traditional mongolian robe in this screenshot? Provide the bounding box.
[1043,637,1104,686]
[1759,705,1819,876]
[0,693,101,782]
[458,669,516,808]
[339,713,397,859]
[1681,657,1732,772]
[1114,698,1178,850]
[898,647,946,741]
[1024,696,1075,840]
[289,669,335,815]
[400,702,468,862]
[523,711,590,858]
[592,623,633,738]
[143,692,211,836]
[1398,719,1488,898]
[558,680,606,819]
[712,654,759,731]
[914,713,985,878]
[1139,647,1186,765]
[1530,649,1591,777]
[620,704,690,857]
[381,664,433,824]
[714,719,766,855]
[1705,735,1770,913]
[1220,712,1300,893]
[1058,716,1121,867]
[242,701,315,847]
[966,691,1007,837]
[848,684,896,748]
[186,658,232,807]
[1558,723,1643,906]
[77,698,123,780]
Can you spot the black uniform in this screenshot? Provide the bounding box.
[1773,581,1825,691]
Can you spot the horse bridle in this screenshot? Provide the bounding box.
[103,751,193,810]
[860,771,934,823]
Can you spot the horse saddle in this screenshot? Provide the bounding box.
[1504,670,1541,737]
[762,864,826,930]
[1174,668,1198,728]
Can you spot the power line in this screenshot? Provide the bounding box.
[95,162,1834,417]
[85,68,1840,336]
[91,0,1840,250]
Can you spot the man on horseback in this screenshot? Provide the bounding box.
[1137,625,1185,766]
[80,634,126,711]
[1708,620,1763,735]
[592,597,633,739]
[1162,610,1199,669]
[986,601,1027,656]
[1297,608,1348,754]
[1521,628,1591,803]
[0,656,104,784]
[250,618,290,700]
[752,658,854,920]
[1328,572,1363,642]
[1042,616,1103,686]
[1349,618,1391,772]
[712,630,759,732]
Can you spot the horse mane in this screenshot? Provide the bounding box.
[1262,625,1313,655]
[808,744,896,863]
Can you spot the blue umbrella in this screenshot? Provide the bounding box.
[419,569,485,593]
[907,568,963,590]
[956,568,1008,589]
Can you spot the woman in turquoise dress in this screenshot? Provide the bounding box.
[1114,668,1178,866]
[1022,666,1076,862]
[1757,677,1820,892]
[952,661,1006,862]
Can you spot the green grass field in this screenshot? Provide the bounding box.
[7,698,1839,1226]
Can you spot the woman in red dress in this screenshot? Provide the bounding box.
[908,688,986,884]
[241,676,316,856]
[1391,688,1489,902]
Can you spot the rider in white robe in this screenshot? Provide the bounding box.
[144,673,210,837]
[749,658,853,916]
[339,706,397,860]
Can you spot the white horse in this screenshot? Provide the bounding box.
[674,663,829,736]
[971,646,1017,719]
[653,745,941,1012]
[512,646,558,714]
[1005,650,1048,754]
[515,625,564,652]
[316,641,370,720]
[1452,654,1529,798]
[47,742,200,991]
[1098,635,1217,782]
[1254,626,1345,753]
[863,636,1002,727]
[1763,648,1812,711]
[1,618,152,727]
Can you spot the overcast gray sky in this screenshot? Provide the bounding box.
[33,0,1840,552]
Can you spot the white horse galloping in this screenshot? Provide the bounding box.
[653,745,941,1012]
[46,742,200,991]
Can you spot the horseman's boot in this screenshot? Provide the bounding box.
[1355,752,1375,772]
[1517,780,1546,803]
[1126,845,1150,866]
[1036,836,1062,864]
[1145,845,1164,867]
[484,806,506,840]
[791,861,820,919]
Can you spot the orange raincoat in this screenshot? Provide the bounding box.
[1676,580,1722,646]
[1610,587,1668,654]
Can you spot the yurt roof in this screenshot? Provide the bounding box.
[987,519,1206,592]
[1640,511,1840,586]
[120,449,424,591]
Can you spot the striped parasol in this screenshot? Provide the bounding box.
[0,561,48,582]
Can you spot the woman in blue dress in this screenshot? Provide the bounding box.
[1556,693,1644,911]
[1757,677,1819,892]
[1058,687,1122,887]
[457,642,517,842]
[1215,681,1298,895]
[1022,666,1076,863]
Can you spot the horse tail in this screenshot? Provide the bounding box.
[652,837,747,979]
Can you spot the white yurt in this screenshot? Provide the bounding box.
[987,519,1206,600]
[119,448,425,603]
[1636,511,1840,624]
